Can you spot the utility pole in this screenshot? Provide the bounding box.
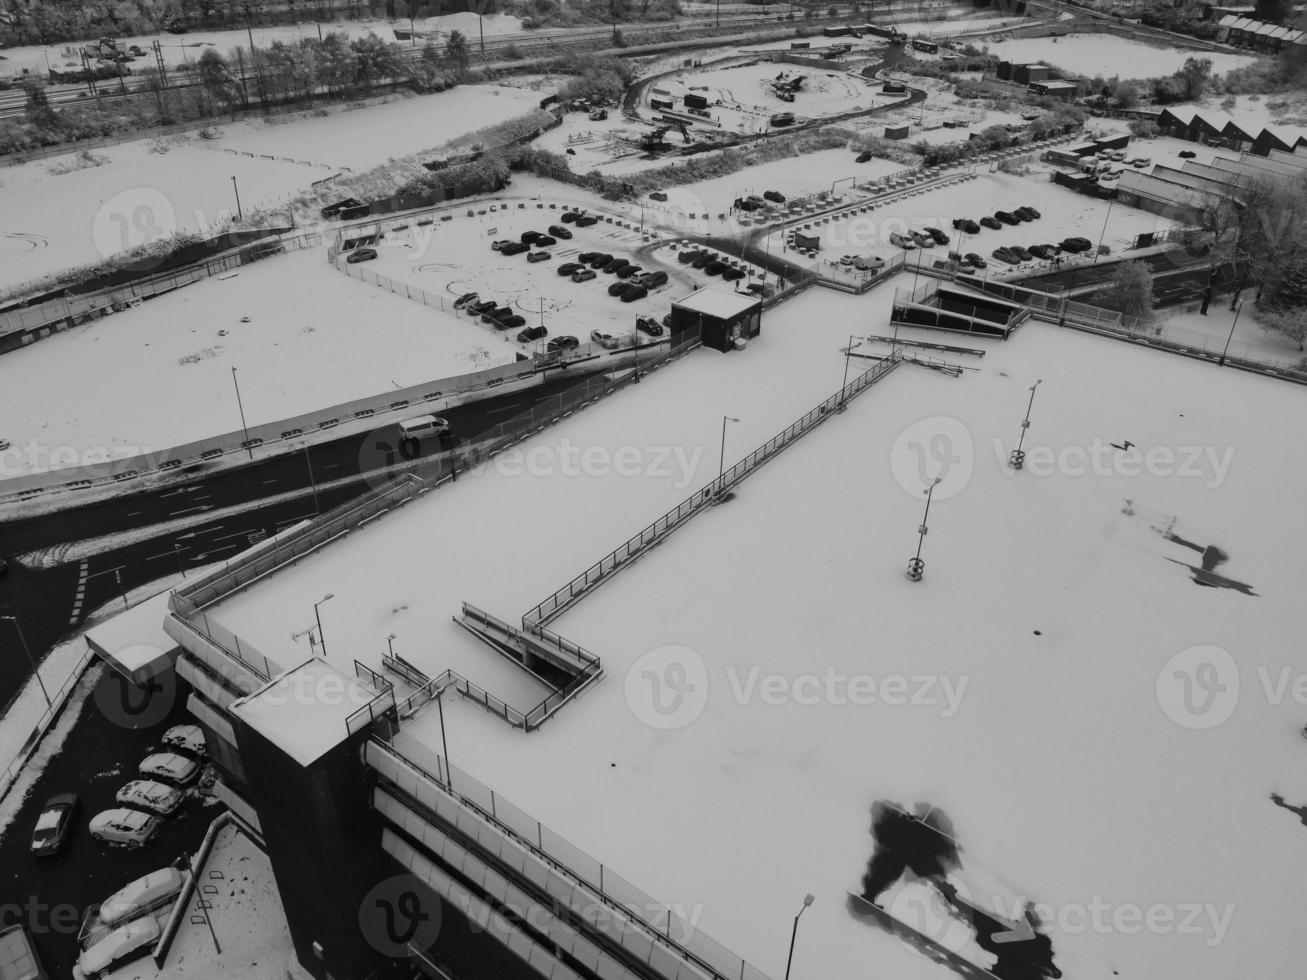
[231,176,243,221]
[231,367,253,459]
[243,3,268,109]
[1008,379,1042,469]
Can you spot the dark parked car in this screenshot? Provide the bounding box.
[640,270,669,288]
[691,252,715,269]
[924,227,950,245]
[650,191,669,202]
[636,316,665,336]
[746,282,775,298]
[561,211,582,223]
[518,326,548,342]
[470,299,498,315]
[704,261,728,276]
[855,150,873,163]
[619,284,649,302]
[1178,149,1197,158]
[964,253,987,269]
[763,190,786,203]
[534,235,557,247]
[995,211,1020,226]
[520,230,546,244]
[1009,245,1034,261]
[575,215,599,227]
[30,793,78,856]
[737,198,762,212]
[499,241,530,256]
[557,262,583,276]
[548,225,573,239]
[482,305,514,322]
[952,218,981,234]
[602,256,626,273]
[1060,236,1093,253]
[346,247,378,264]
[490,239,512,251]
[527,250,552,263]
[615,264,641,278]
[979,215,1002,231]
[1029,244,1058,260]
[496,314,526,329]
[992,247,1021,265]
[1010,209,1033,223]
[589,253,613,269]
[578,251,601,263]
[572,269,598,282]
[1016,205,1042,219]
[547,335,580,352]
[453,291,479,310]
[608,281,630,296]
[721,267,746,281]
[678,249,702,264]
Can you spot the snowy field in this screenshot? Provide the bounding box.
[980,34,1257,79]
[0,248,514,476]
[761,168,1176,273]
[206,276,1307,980]
[0,12,523,79]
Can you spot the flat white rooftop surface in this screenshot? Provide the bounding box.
[232,658,376,766]
[206,281,1307,980]
[675,287,761,320]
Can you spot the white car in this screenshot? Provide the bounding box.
[74,917,161,979]
[116,780,184,817]
[590,330,620,349]
[161,724,207,758]
[98,868,186,927]
[138,752,201,787]
[89,808,160,848]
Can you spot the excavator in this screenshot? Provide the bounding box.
[768,72,806,103]
[638,121,692,154]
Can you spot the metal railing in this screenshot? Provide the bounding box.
[0,645,97,804]
[372,735,774,980]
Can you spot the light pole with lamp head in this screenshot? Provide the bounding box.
[783,893,815,980]
[717,416,740,497]
[313,593,334,657]
[906,477,942,582]
[1218,299,1244,366]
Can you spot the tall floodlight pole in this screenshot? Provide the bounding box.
[437,685,453,790]
[1008,379,1042,470]
[840,334,858,410]
[313,593,334,657]
[783,894,815,980]
[1,616,50,709]
[231,175,243,221]
[231,367,253,459]
[716,415,739,498]
[906,477,942,582]
[1218,300,1244,367]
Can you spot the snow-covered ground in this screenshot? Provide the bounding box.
[0,13,522,79]
[979,33,1257,79]
[202,276,1307,980]
[0,247,514,476]
[0,83,544,293]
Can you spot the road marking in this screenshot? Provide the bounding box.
[68,560,90,625]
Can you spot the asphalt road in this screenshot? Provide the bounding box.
[0,670,218,980]
[0,366,602,708]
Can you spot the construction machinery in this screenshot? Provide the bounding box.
[636,121,692,154]
[768,72,806,102]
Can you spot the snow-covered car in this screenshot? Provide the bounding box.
[908,230,935,248]
[952,218,980,234]
[138,753,201,787]
[590,330,620,349]
[1130,157,1151,168]
[453,291,479,310]
[345,247,377,264]
[889,232,916,250]
[98,868,186,927]
[964,253,988,269]
[89,809,160,848]
[572,269,598,283]
[635,316,665,336]
[161,724,206,758]
[116,780,185,817]
[924,227,950,246]
[490,239,512,251]
[74,917,161,980]
[853,256,886,272]
[547,336,580,352]
[30,793,78,856]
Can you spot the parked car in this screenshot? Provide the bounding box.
[649,191,669,202]
[602,256,626,273]
[615,264,642,278]
[534,235,557,247]
[138,752,201,787]
[855,150,873,163]
[677,249,702,264]
[546,335,580,353]
[889,232,917,250]
[1130,157,1151,168]
[557,262,583,276]
[979,215,1002,231]
[1099,170,1120,182]
[74,917,161,980]
[572,269,598,282]
[992,247,1021,265]
[995,211,1020,226]
[470,299,498,316]
[30,793,78,856]
[636,316,665,336]
[561,211,581,223]
[590,330,620,349]
[577,251,601,264]
[691,252,715,269]
[527,250,552,263]
[1060,236,1093,253]
[607,281,630,297]
[548,225,573,239]
[517,326,548,343]
[1009,245,1034,261]
[520,230,545,244]
[746,282,775,297]
[98,868,186,928]
[490,239,512,251]
[952,218,981,234]
[497,315,526,329]
[346,247,378,264]
[721,267,746,281]
[575,215,599,227]
[1016,205,1042,219]
[620,284,649,302]
[453,291,479,310]
[964,253,988,269]
[162,724,206,757]
[763,189,786,203]
[1028,244,1058,260]
[482,306,514,323]
[588,252,613,269]
[116,780,184,817]
[908,230,935,248]
[704,261,727,276]
[499,241,530,256]
[853,255,886,271]
[89,808,160,848]
[639,271,669,288]
[924,227,950,246]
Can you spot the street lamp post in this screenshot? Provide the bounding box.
[436,685,453,791]
[231,367,253,460]
[716,415,740,497]
[303,445,320,515]
[313,593,334,657]
[783,894,815,980]
[1008,379,1042,469]
[231,175,243,221]
[386,633,396,660]
[2,615,50,709]
[906,477,942,582]
[1218,300,1244,367]
[840,334,858,409]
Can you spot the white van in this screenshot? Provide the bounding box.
[98,868,186,927]
[397,415,451,447]
[73,918,160,979]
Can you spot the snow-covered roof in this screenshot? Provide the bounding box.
[673,287,761,321]
[232,658,379,767]
[84,592,178,681]
[1218,13,1239,25]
